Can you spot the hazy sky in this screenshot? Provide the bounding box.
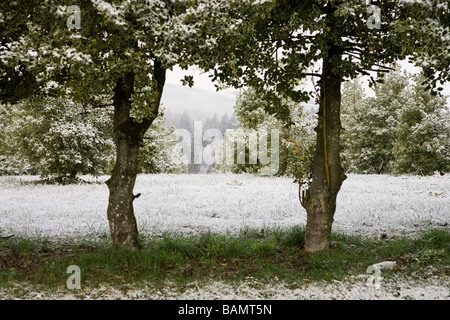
[166,65,221,92]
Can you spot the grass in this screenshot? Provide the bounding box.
[0,227,449,294]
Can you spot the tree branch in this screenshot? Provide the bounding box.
[93,103,114,109]
[304,72,322,77]
[372,63,395,71]
[356,67,392,76]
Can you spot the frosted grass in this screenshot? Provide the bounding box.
[0,173,448,242]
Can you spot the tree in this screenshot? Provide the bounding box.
[0,99,188,178]
[342,71,450,176]
[179,109,193,132]
[219,113,230,135]
[199,0,450,252]
[204,113,219,132]
[341,71,408,174]
[392,74,450,175]
[1,0,231,248]
[0,104,34,175]
[215,88,315,180]
[402,0,450,91]
[0,1,43,103]
[0,96,114,182]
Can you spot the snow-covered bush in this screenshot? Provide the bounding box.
[214,88,316,181]
[341,70,450,175]
[392,75,450,175]
[139,112,187,174]
[0,100,188,180]
[0,103,35,174]
[0,97,114,182]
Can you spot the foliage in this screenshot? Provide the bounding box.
[0,100,188,180]
[341,71,408,174]
[0,1,233,183]
[396,0,450,90]
[392,74,450,175]
[199,0,447,108]
[0,97,114,182]
[0,0,234,107]
[341,70,450,175]
[214,88,316,181]
[139,112,187,174]
[0,104,34,174]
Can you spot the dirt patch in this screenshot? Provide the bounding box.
[0,246,97,274]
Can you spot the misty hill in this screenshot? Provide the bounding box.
[160,83,237,121]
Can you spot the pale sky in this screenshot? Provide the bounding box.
[166,65,220,92]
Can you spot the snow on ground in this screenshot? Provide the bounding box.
[0,173,449,241]
[0,173,449,300]
[0,275,448,300]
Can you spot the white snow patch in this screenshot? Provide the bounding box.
[368,261,398,271]
[1,276,448,300]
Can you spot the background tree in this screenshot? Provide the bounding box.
[0,104,34,175]
[0,99,188,178]
[199,0,450,252]
[392,74,450,175]
[214,88,315,181]
[219,113,231,135]
[342,70,450,176]
[0,97,114,181]
[165,109,237,174]
[341,70,408,174]
[178,109,194,133]
[139,112,187,174]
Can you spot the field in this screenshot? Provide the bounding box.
[0,173,449,299]
[1,173,449,240]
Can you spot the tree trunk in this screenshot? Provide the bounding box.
[106,62,166,249]
[106,132,141,248]
[302,47,347,253]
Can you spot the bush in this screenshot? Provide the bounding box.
[139,114,188,174]
[341,71,450,175]
[214,88,316,183]
[0,97,114,182]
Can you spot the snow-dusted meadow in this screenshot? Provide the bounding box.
[1,173,449,300]
[0,173,448,242]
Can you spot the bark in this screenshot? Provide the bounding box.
[302,46,347,253]
[106,62,166,249]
